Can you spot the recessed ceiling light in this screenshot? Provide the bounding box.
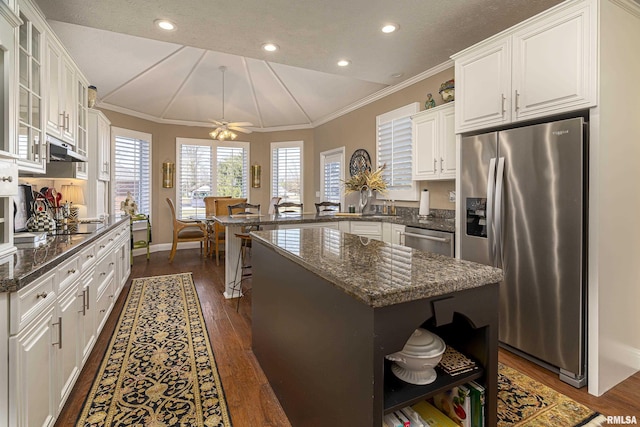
[155,19,176,31]
[262,43,279,52]
[382,24,398,33]
[391,72,404,78]
[337,59,351,67]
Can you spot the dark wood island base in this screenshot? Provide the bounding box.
[251,228,502,426]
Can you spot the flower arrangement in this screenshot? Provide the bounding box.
[120,192,138,216]
[343,164,388,195]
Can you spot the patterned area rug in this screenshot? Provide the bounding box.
[77,273,232,427]
[499,363,605,426]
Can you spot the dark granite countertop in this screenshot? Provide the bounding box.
[210,212,456,233]
[251,228,502,308]
[0,217,129,293]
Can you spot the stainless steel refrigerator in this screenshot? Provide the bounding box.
[460,117,587,387]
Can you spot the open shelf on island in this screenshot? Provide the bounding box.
[383,359,484,413]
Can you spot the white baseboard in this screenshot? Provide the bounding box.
[131,242,206,258]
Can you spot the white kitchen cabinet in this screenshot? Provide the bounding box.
[412,102,456,180]
[55,283,81,414]
[16,5,46,173]
[9,302,57,427]
[382,223,406,245]
[78,267,96,365]
[95,109,111,181]
[45,37,76,145]
[453,0,596,133]
[74,76,89,179]
[0,6,19,158]
[3,220,131,427]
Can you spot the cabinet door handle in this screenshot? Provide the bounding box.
[100,245,106,249]
[515,90,520,112]
[85,288,90,311]
[87,254,94,259]
[1,176,12,182]
[36,292,48,299]
[59,113,65,128]
[67,269,76,274]
[52,317,62,349]
[109,262,114,266]
[501,94,506,114]
[440,157,444,173]
[100,309,106,313]
[433,158,437,172]
[65,113,69,131]
[78,290,86,316]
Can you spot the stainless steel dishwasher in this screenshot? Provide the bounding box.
[402,226,454,257]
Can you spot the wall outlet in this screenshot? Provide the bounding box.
[449,191,456,203]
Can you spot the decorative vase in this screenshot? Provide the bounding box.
[359,186,376,215]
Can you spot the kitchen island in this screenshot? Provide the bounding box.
[210,211,455,298]
[250,227,503,426]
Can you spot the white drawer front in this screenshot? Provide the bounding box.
[57,256,81,294]
[350,221,383,236]
[10,272,56,334]
[79,243,96,272]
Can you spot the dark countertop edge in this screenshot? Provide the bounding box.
[0,217,129,293]
[251,231,502,308]
[214,213,456,233]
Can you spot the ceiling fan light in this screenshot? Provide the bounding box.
[337,59,351,67]
[209,129,219,139]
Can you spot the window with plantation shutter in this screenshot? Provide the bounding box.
[112,129,151,218]
[176,138,249,219]
[271,141,303,204]
[376,102,420,201]
[320,147,344,207]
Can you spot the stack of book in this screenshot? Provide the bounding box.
[383,381,485,427]
[14,232,48,249]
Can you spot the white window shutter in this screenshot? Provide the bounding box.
[113,136,151,216]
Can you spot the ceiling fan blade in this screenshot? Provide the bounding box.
[229,121,253,127]
[229,126,253,134]
[211,119,224,127]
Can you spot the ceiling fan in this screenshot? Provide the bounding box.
[209,66,253,141]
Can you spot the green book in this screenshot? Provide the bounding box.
[467,381,485,427]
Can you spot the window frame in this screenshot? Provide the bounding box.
[270,140,304,205]
[319,147,345,209]
[111,126,152,226]
[175,137,250,219]
[376,102,420,201]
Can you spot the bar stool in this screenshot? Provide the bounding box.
[228,202,260,310]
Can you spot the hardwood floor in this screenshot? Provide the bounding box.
[56,249,640,426]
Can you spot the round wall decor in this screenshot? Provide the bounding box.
[349,149,372,177]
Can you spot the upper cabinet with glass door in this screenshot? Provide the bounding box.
[17,5,46,173]
[0,3,20,158]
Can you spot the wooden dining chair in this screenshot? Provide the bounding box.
[315,201,341,214]
[274,202,303,214]
[166,198,208,262]
[211,197,247,265]
[267,196,282,215]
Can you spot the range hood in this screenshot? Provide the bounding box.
[47,135,87,162]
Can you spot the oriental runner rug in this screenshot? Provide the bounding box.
[498,363,606,426]
[77,273,232,427]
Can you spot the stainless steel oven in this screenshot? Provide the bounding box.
[402,227,454,257]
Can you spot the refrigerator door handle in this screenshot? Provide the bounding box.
[486,157,497,266]
[494,157,506,268]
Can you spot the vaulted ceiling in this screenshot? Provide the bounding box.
[34,0,564,132]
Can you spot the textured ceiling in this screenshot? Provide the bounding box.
[35,0,564,131]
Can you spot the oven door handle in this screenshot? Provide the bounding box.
[402,232,450,243]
